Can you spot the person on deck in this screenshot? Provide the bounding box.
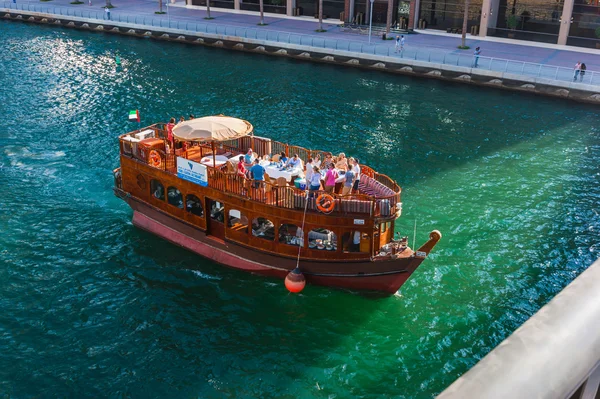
[237,156,247,177]
[305,158,315,182]
[279,152,288,165]
[286,154,302,169]
[244,149,255,166]
[166,117,176,151]
[250,159,265,189]
[342,168,355,195]
[309,166,322,197]
[335,153,348,171]
[324,164,339,193]
[351,158,361,194]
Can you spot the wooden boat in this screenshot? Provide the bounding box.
[113,115,441,294]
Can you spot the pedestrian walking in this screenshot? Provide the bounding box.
[105,6,111,20]
[88,0,92,5]
[395,36,400,53]
[580,62,586,82]
[473,47,481,68]
[573,61,581,81]
[400,35,405,54]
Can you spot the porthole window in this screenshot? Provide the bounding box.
[308,228,336,251]
[186,195,204,217]
[167,187,183,208]
[251,217,275,241]
[279,223,303,247]
[228,210,248,233]
[150,179,165,201]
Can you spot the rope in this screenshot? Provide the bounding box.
[295,190,310,270]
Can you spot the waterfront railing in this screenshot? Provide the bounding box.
[436,258,600,399]
[3,1,599,87]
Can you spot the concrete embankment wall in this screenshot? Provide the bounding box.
[3,9,600,104]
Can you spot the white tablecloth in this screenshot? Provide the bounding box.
[200,155,229,167]
[265,165,301,180]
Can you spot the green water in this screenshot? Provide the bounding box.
[1,21,599,398]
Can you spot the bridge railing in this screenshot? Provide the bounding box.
[436,258,600,399]
[3,1,599,86]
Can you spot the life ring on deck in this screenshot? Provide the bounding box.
[316,194,335,214]
[148,150,162,167]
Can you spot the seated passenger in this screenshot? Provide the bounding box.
[263,154,270,162]
[279,152,288,165]
[286,153,302,169]
[305,158,315,182]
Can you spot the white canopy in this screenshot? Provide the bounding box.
[172,116,253,142]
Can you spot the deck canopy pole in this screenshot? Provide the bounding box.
[211,141,216,168]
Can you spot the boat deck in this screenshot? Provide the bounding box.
[119,124,402,219]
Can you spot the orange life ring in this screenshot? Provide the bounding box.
[316,194,335,213]
[149,150,162,167]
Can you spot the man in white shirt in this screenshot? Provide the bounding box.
[286,153,302,169]
[351,158,361,193]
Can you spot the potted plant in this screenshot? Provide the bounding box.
[506,14,518,38]
[596,27,600,49]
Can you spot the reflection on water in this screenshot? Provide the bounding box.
[1,20,599,398]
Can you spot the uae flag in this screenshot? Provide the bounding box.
[128,110,140,122]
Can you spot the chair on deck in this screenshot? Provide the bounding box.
[276,177,288,187]
[225,161,235,174]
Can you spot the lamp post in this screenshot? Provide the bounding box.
[166,0,170,26]
[368,0,374,44]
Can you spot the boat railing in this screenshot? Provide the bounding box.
[120,127,402,217]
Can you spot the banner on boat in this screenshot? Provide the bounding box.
[177,157,208,187]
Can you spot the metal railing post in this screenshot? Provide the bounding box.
[504,60,508,72]
[537,64,542,77]
[554,67,559,80]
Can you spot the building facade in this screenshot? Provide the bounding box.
[188,0,600,48]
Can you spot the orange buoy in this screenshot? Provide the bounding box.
[285,267,306,293]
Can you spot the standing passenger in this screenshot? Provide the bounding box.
[309,166,322,197]
[166,117,175,151]
[324,164,338,193]
[250,159,265,189]
[580,63,587,82]
[351,158,361,194]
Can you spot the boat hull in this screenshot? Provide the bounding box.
[123,195,428,294]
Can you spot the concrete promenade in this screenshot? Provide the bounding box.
[5,0,600,71]
[3,0,600,102]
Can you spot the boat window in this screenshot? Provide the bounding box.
[279,224,303,247]
[308,228,337,251]
[228,209,248,233]
[167,186,183,209]
[210,201,225,223]
[381,222,391,233]
[251,217,275,241]
[341,231,369,253]
[150,179,165,201]
[186,195,204,217]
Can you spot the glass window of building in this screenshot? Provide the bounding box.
[490,0,564,43]
[567,0,600,48]
[418,0,483,31]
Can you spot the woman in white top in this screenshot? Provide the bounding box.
[305,158,314,181]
